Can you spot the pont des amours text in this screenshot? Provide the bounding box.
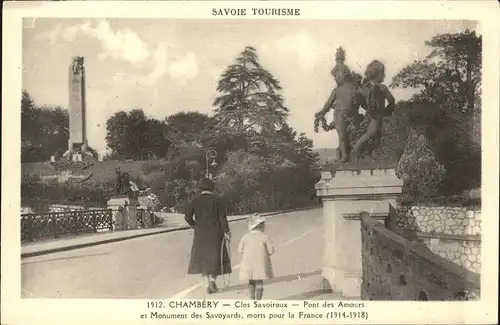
[145,300,364,309]
[141,300,367,320]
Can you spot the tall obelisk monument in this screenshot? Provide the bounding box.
[63,56,91,161]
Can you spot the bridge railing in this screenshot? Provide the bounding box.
[21,208,160,242]
[136,209,158,228]
[21,209,114,242]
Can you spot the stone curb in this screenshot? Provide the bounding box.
[21,205,319,258]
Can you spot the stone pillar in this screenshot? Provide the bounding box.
[107,195,139,230]
[128,196,139,230]
[64,56,91,159]
[315,164,403,299]
[109,209,123,230]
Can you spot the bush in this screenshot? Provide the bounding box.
[141,162,170,175]
[406,101,482,195]
[21,148,319,215]
[22,175,119,212]
[214,151,318,214]
[399,192,481,208]
[397,129,446,201]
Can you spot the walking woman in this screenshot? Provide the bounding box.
[184,178,232,294]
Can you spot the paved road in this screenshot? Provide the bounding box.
[22,208,327,299]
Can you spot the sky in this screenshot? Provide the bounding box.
[22,19,477,154]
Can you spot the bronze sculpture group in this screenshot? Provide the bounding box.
[115,168,136,196]
[314,47,395,163]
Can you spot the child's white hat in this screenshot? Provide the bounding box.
[248,213,266,230]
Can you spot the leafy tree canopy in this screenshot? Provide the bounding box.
[22,91,69,162]
[391,29,481,114]
[105,109,169,160]
[213,46,289,139]
[389,29,482,196]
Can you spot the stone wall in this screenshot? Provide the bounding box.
[361,216,480,301]
[398,206,481,236]
[419,236,481,274]
[392,205,481,274]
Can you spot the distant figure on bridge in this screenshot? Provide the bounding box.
[184,178,232,294]
[238,214,275,300]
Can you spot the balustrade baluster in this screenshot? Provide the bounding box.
[74,212,79,235]
[92,211,97,233]
[108,209,113,231]
[52,214,58,239]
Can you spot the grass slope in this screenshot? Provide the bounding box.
[22,160,168,183]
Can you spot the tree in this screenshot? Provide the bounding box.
[21,90,70,162]
[396,129,446,200]
[213,46,289,144]
[165,112,215,149]
[391,29,481,115]
[105,109,169,160]
[426,30,481,113]
[390,29,482,195]
[211,46,319,211]
[164,112,218,162]
[213,122,320,214]
[372,101,412,162]
[215,147,318,214]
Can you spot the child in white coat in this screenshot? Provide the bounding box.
[238,214,275,300]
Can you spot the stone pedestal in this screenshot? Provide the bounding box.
[315,163,403,299]
[128,197,139,230]
[143,210,153,228]
[112,209,125,230]
[107,195,139,230]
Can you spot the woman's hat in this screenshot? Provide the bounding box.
[248,213,266,230]
[197,178,215,191]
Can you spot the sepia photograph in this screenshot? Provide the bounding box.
[19,17,483,300]
[2,1,499,324]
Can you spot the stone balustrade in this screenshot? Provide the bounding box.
[361,215,480,301]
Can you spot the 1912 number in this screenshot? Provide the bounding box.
[147,301,164,308]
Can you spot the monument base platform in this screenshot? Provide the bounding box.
[315,161,403,299]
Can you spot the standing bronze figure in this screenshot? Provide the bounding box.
[352,60,395,161]
[314,47,364,162]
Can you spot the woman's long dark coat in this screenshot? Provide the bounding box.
[185,192,232,276]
